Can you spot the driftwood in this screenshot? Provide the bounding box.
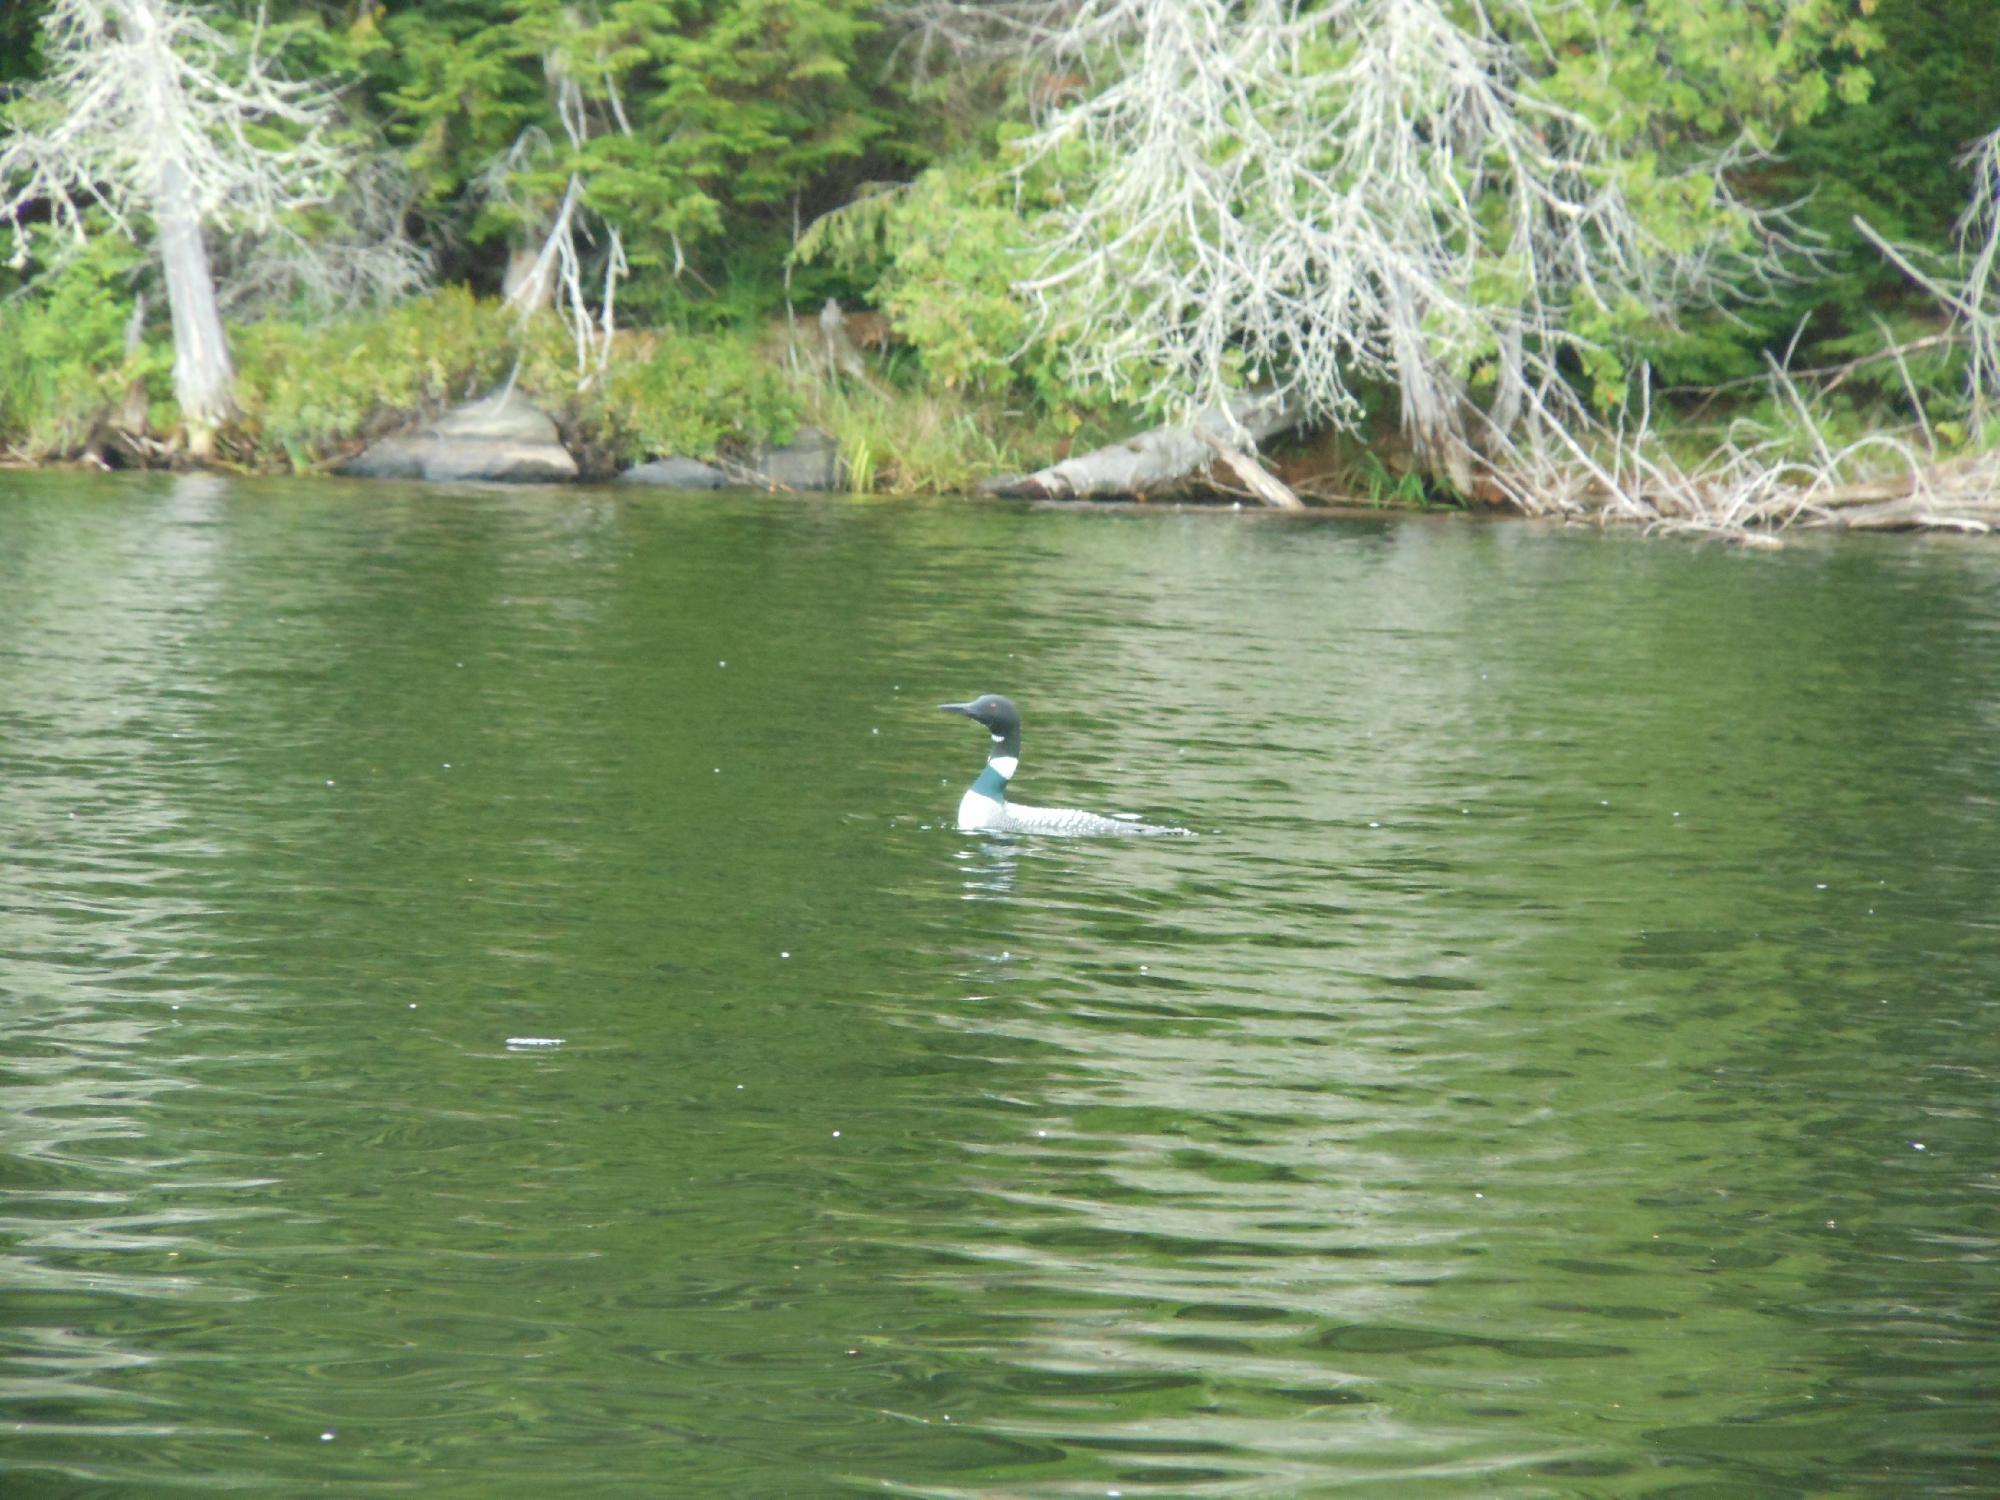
[982,389,1305,501]
[1830,495,2000,532]
[1196,427,1304,508]
[1787,451,2000,532]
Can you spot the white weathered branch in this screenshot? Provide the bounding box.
[1955,126,2000,411]
[489,37,635,384]
[0,0,346,242]
[216,150,431,316]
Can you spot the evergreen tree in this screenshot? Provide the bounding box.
[370,0,901,314]
[0,3,50,83]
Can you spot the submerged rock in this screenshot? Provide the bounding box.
[617,455,732,489]
[341,388,578,483]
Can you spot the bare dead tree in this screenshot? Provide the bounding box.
[889,1,1126,81]
[216,150,431,318]
[0,0,353,447]
[889,0,1793,484]
[491,23,635,386]
[1850,124,2000,423]
[1953,127,2000,412]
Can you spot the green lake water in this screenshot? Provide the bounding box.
[3,471,1997,1497]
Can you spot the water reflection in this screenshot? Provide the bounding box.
[953,840,1020,901]
[0,480,279,1468]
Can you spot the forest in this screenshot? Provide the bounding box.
[2,0,1998,534]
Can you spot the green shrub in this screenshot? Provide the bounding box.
[796,157,1123,429]
[588,332,801,466]
[0,235,163,458]
[230,288,530,470]
[803,372,1123,494]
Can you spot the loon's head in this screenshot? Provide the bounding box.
[939,693,1022,759]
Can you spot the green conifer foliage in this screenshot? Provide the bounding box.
[1644,0,2000,391]
[370,0,901,308]
[0,3,50,83]
[1780,0,2000,312]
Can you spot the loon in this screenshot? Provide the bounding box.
[938,694,1189,837]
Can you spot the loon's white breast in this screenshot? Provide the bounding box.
[955,753,1016,831]
[938,694,1190,838]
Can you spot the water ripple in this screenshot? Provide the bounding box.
[3,479,1998,1495]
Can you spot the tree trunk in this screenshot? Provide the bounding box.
[502,245,555,311]
[817,299,887,394]
[155,157,236,444]
[118,0,234,446]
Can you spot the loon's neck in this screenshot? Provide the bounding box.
[955,719,1023,831]
[971,749,1018,800]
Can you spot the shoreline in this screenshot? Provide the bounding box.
[0,459,1963,550]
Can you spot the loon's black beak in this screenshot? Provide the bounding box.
[939,701,976,717]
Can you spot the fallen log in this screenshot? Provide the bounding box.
[1803,451,2000,529]
[982,389,1305,501]
[1824,495,2000,532]
[1806,451,1994,509]
[1197,428,1305,509]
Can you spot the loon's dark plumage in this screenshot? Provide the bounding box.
[938,694,1190,837]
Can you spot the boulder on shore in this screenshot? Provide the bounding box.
[614,426,844,492]
[750,425,841,491]
[616,455,731,489]
[341,389,578,483]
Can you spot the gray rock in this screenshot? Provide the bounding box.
[617,455,732,489]
[750,425,842,491]
[434,387,563,445]
[341,388,578,483]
